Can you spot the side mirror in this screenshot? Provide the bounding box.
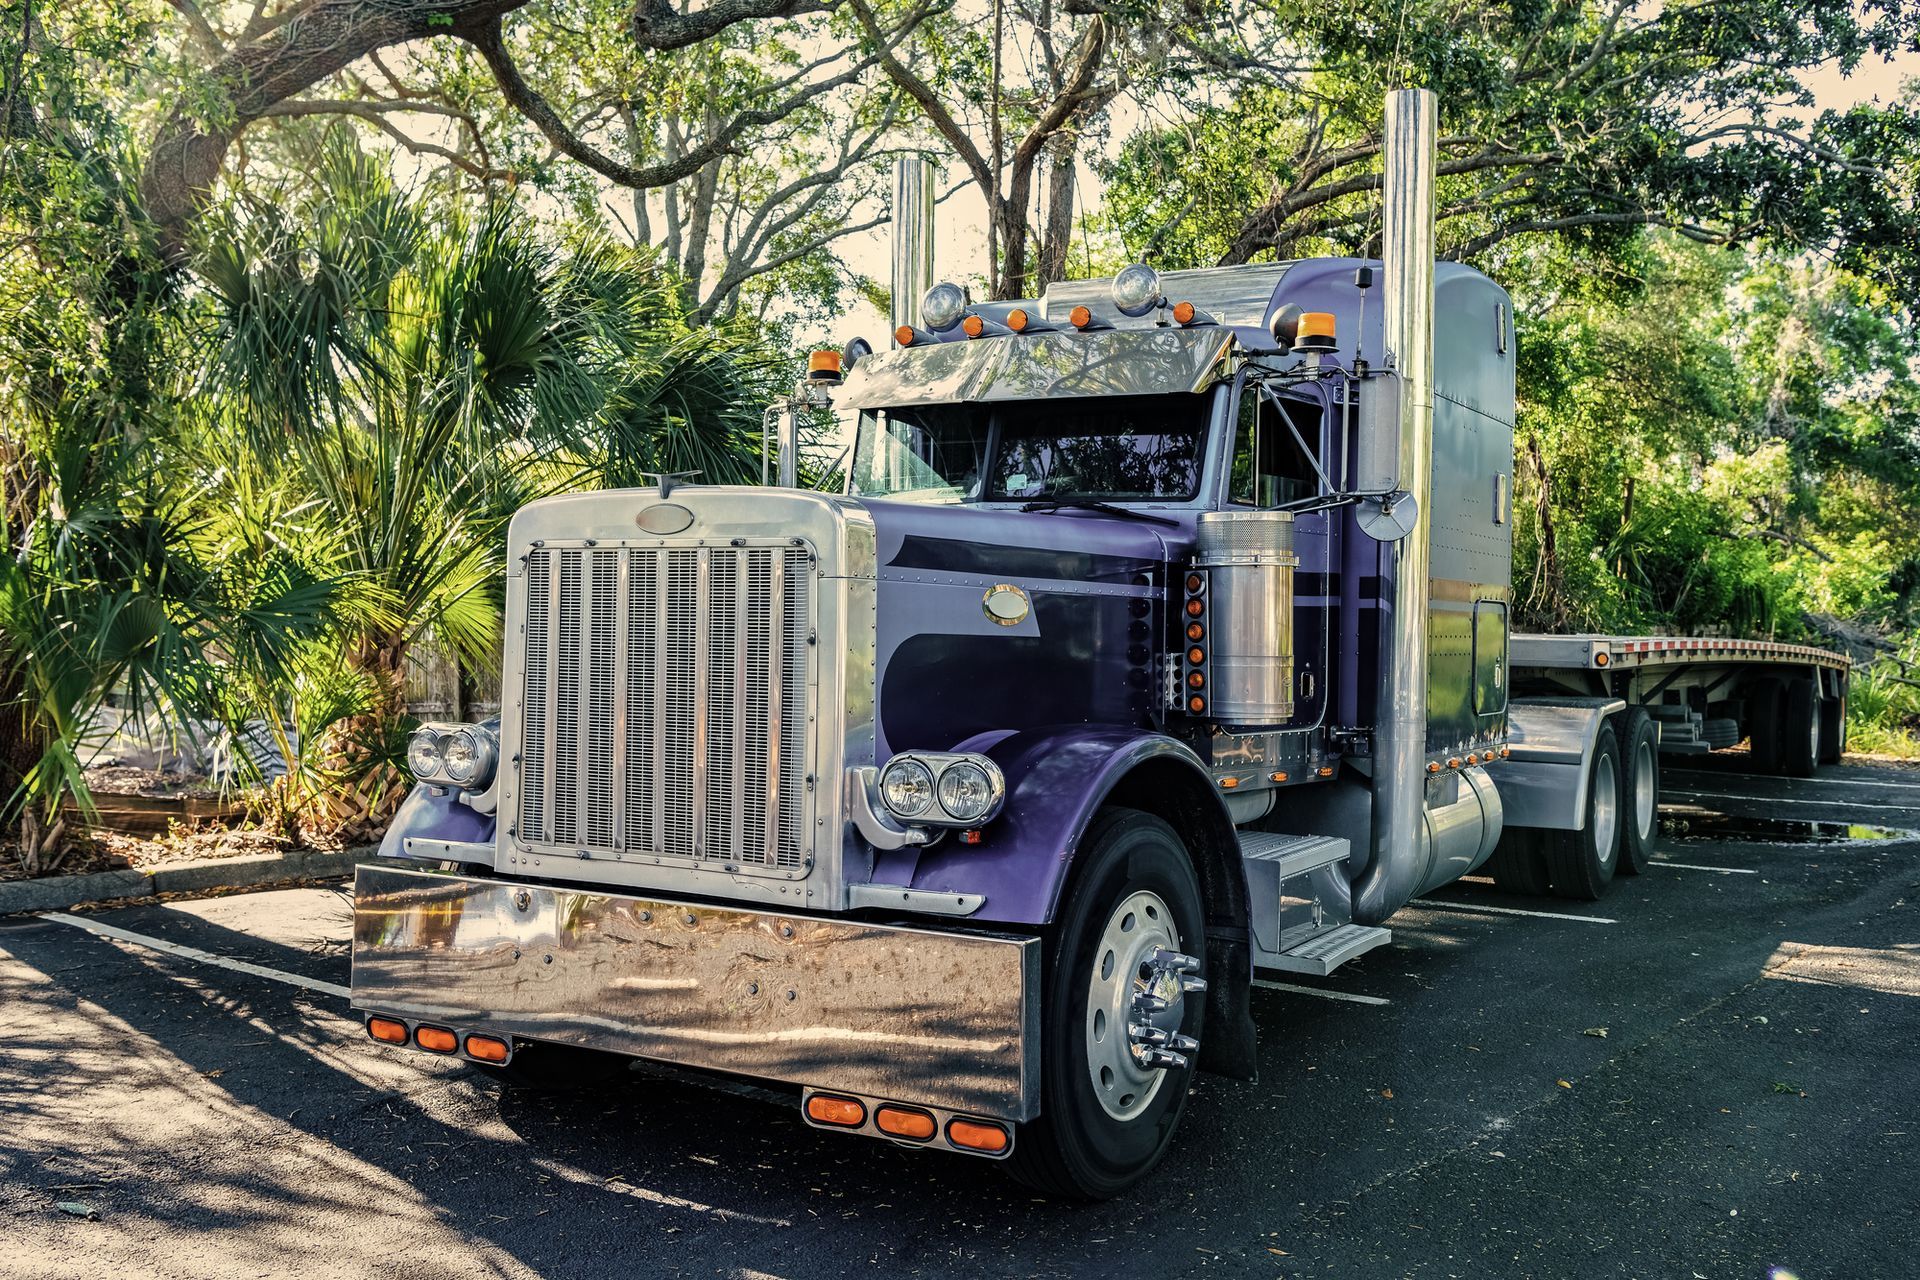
[1352,372,1403,496]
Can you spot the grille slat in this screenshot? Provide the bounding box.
[519,543,811,872]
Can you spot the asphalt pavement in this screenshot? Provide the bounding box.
[1,756,1916,1279]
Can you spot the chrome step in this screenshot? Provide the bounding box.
[1237,832,1351,881]
[1261,923,1391,977]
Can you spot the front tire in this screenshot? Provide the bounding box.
[1007,808,1205,1201]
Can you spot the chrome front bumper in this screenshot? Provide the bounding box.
[350,866,1041,1121]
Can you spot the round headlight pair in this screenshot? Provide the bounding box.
[878,753,1005,827]
[407,723,498,789]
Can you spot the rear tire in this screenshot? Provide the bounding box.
[1818,695,1846,764]
[1615,708,1659,876]
[1485,828,1552,895]
[1544,723,1621,900]
[1746,678,1786,772]
[1007,808,1205,1201]
[1781,678,1820,778]
[472,1041,629,1091]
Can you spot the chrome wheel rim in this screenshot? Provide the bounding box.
[1593,751,1620,868]
[1085,889,1178,1122]
[1633,738,1657,841]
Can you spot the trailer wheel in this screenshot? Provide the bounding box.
[1746,678,1786,772]
[1007,808,1205,1201]
[1543,723,1622,900]
[1615,708,1660,876]
[1818,695,1847,764]
[471,1041,629,1091]
[1484,829,1552,895]
[1780,678,1821,778]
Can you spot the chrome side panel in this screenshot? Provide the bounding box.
[351,866,1040,1121]
[497,488,877,913]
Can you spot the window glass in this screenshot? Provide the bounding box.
[1230,386,1323,508]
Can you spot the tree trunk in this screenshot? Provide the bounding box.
[1036,136,1077,288]
[139,0,531,258]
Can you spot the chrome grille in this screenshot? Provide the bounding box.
[517,544,813,872]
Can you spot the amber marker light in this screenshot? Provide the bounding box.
[1188,671,1205,689]
[1316,766,1334,778]
[1595,652,1611,667]
[1186,622,1204,641]
[465,1034,510,1063]
[1220,776,1239,789]
[1270,771,1289,783]
[1188,695,1206,714]
[1427,762,1441,774]
[894,324,915,346]
[1294,311,1337,351]
[875,1106,937,1141]
[961,314,985,338]
[948,1119,1010,1154]
[367,1017,408,1045]
[1187,647,1205,665]
[1185,573,1204,593]
[1069,305,1093,329]
[1447,757,1462,770]
[805,1094,867,1128]
[1172,300,1196,325]
[415,1025,458,1054]
[1007,308,1030,333]
[1185,598,1205,617]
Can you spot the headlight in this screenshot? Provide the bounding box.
[407,729,444,781]
[876,752,1005,827]
[406,722,498,790]
[936,761,999,823]
[441,727,487,785]
[880,758,936,818]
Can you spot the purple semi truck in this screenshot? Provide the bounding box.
[351,90,1850,1199]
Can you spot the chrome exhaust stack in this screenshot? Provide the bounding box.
[890,156,936,336]
[1354,88,1439,924]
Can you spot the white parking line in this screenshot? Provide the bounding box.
[41,912,351,1000]
[1652,861,1757,875]
[1251,978,1391,1006]
[1411,899,1617,925]
[1663,789,1918,814]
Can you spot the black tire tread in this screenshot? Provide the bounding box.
[1006,807,1203,1201]
[1544,723,1620,900]
[1615,708,1659,876]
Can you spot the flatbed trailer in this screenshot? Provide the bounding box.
[1510,632,1851,772]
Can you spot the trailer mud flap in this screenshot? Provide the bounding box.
[351,866,1041,1121]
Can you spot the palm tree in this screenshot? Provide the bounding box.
[196,143,781,832]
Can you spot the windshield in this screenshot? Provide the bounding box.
[849,392,1214,503]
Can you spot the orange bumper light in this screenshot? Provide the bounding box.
[465,1034,510,1063]
[806,1093,866,1128]
[875,1106,936,1140]
[948,1119,1009,1153]
[368,1017,408,1045]
[415,1025,458,1054]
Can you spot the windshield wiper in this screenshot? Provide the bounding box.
[1019,496,1180,527]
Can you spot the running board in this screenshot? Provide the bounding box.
[1261,924,1392,977]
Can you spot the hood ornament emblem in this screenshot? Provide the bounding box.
[983,583,1031,626]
